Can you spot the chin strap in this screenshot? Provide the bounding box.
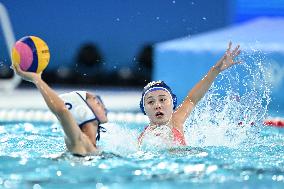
[96,125,107,141]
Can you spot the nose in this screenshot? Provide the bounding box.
[154,101,162,110]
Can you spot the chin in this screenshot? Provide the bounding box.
[154,119,168,126]
[101,119,108,124]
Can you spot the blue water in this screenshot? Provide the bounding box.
[1,50,283,188]
[0,120,283,189]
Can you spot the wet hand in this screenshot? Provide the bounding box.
[11,63,41,83]
[214,41,241,72]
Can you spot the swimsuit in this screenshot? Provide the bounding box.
[138,125,186,146]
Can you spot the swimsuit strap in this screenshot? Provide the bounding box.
[172,127,186,145]
[138,125,150,145]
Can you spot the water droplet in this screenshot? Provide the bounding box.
[134,170,142,175]
[33,184,42,189]
[56,171,62,176]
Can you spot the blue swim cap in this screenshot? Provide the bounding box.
[139,80,177,115]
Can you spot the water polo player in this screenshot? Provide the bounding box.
[138,42,241,147]
[12,64,108,156]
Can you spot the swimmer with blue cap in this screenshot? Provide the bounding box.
[138,42,241,146]
[12,64,108,156]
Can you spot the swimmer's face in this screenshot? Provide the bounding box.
[144,90,173,126]
[86,93,108,123]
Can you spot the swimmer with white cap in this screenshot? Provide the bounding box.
[12,64,108,156]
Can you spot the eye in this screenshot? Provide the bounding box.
[147,100,154,105]
[160,98,166,102]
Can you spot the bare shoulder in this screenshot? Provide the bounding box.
[171,116,184,133]
[172,99,195,129]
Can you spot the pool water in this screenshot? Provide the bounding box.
[0,120,283,189]
[1,50,283,189]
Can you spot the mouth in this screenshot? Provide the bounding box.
[155,111,164,118]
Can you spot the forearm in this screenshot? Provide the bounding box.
[33,76,66,115]
[32,76,82,144]
[187,66,220,104]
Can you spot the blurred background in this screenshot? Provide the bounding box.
[0,0,284,112]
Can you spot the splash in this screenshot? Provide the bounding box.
[99,123,140,156]
[185,50,271,148]
[100,123,181,155]
[139,125,177,151]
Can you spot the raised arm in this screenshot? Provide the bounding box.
[12,64,82,144]
[173,42,241,128]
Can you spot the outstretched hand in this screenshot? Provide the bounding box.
[11,63,41,83]
[214,41,241,72]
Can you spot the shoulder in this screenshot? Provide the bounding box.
[170,116,184,133]
[172,99,195,125]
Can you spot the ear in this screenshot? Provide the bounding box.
[86,92,92,99]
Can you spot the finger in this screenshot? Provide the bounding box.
[226,42,232,56]
[227,41,232,52]
[12,63,18,71]
[13,63,22,73]
[218,54,226,64]
[234,50,241,57]
[232,50,241,59]
[232,45,240,56]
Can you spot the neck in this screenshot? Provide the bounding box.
[150,119,173,129]
[81,121,99,147]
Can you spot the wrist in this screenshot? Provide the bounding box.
[211,66,221,75]
[32,74,41,84]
